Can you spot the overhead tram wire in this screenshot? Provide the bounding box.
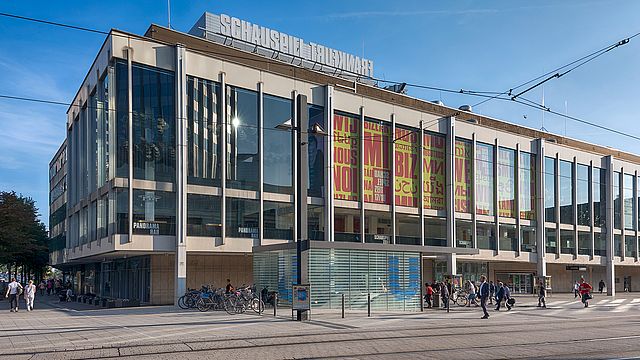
[2,12,640,143]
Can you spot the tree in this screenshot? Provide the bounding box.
[0,191,49,281]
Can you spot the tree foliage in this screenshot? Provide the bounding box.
[0,191,49,276]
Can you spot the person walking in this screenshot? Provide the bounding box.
[598,280,605,294]
[488,280,496,305]
[38,281,45,296]
[440,281,450,309]
[537,280,547,308]
[24,280,36,311]
[225,279,235,294]
[573,281,580,298]
[46,280,52,296]
[479,275,490,319]
[5,278,23,312]
[424,283,434,308]
[495,282,506,311]
[466,280,478,307]
[579,278,593,308]
[503,283,513,311]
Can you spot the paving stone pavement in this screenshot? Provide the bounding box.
[2,293,640,359]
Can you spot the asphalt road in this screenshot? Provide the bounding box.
[2,293,640,359]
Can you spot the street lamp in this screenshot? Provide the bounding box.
[276,94,325,321]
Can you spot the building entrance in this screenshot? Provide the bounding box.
[496,273,533,294]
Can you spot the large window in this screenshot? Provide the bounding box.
[476,143,494,216]
[264,94,293,194]
[519,152,536,220]
[226,198,259,238]
[499,224,517,251]
[624,174,635,230]
[560,230,575,255]
[594,232,606,256]
[455,220,473,248]
[498,148,516,218]
[625,235,637,258]
[115,61,128,178]
[396,213,421,245]
[334,208,361,242]
[308,204,325,240]
[477,222,496,250]
[521,226,536,252]
[333,112,360,201]
[394,126,419,207]
[544,157,556,222]
[187,77,221,186]
[559,160,573,224]
[423,132,446,210]
[132,190,176,235]
[187,194,221,237]
[614,234,622,257]
[545,228,557,254]
[455,139,473,213]
[614,172,621,229]
[308,105,325,197]
[576,164,590,226]
[263,201,294,240]
[425,217,446,247]
[130,64,176,183]
[227,86,259,191]
[578,231,591,255]
[365,211,392,244]
[96,72,110,188]
[593,168,605,227]
[363,118,391,204]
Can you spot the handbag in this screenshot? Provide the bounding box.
[507,298,516,305]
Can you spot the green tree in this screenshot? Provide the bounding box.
[0,191,49,281]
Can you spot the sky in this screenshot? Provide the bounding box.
[0,0,639,223]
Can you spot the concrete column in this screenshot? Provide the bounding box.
[390,114,397,245]
[471,133,477,249]
[446,116,456,273]
[418,120,425,246]
[258,83,264,246]
[174,44,188,303]
[573,157,578,257]
[604,155,615,296]
[325,86,334,242]
[359,107,365,243]
[555,153,560,256]
[515,144,521,255]
[220,72,227,244]
[620,169,626,260]
[292,90,299,248]
[126,46,133,244]
[590,161,595,259]
[536,139,546,277]
[494,138,500,254]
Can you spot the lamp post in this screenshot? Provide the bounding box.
[276,94,326,321]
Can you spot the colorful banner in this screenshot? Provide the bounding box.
[333,113,360,201]
[423,133,446,210]
[454,140,472,213]
[520,153,536,220]
[394,127,419,207]
[475,143,493,215]
[498,148,515,218]
[363,120,391,204]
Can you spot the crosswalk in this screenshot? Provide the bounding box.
[523,297,640,316]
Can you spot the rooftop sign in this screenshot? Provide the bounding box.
[189,12,374,80]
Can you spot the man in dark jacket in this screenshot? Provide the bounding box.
[495,282,512,311]
[479,275,490,319]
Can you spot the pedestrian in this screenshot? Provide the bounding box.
[4,278,23,312]
[425,283,433,308]
[466,280,478,307]
[573,281,580,298]
[46,280,52,295]
[579,278,593,308]
[24,280,36,311]
[598,279,605,294]
[537,281,547,308]
[65,287,73,302]
[440,281,450,309]
[479,275,490,319]
[504,283,513,311]
[495,282,504,310]
[488,280,495,305]
[38,281,45,296]
[225,279,235,294]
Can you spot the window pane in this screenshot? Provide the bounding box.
[521,226,536,252]
[544,157,556,222]
[614,172,621,229]
[226,198,259,238]
[476,143,494,216]
[263,94,293,194]
[308,105,325,197]
[115,62,129,178]
[519,153,536,220]
[423,132,446,210]
[132,190,176,235]
[455,220,473,248]
[455,139,473,212]
[394,126,419,207]
[594,232,607,256]
[187,194,221,237]
[560,230,575,255]
[363,118,392,204]
[477,222,496,250]
[308,204,325,241]
[499,224,517,251]
[425,217,447,246]
[365,211,392,244]
[187,77,221,186]
[333,112,360,201]
[263,201,294,240]
[559,160,573,224]
[624,174,635,230]
[335,208,361,242]
[545,228,557,254]
[593,167,604,227]
[396,213,420,245]
[625,235,637,258]
[577,164,590,226]
[578,232,591,255]
[498,147,515,218]
[614,234,622,256]
[227,86,259,191]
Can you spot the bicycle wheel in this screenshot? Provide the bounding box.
[178,295,189,309]
[224,296,237,315]
[251,298,265,313]
[196,298,211,312]
[456,296,468,307]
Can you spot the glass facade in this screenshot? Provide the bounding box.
[519,152,536,220]
[187,77,221,186]
[594,232,606,256]
[263,94,293,194]
[576,164,590,226]
[263,201,294,240]
[455,220,473,248]
[625,235,637,258]
[614,172,621,229]
[132,190,176,235]
[187,194,222,237]
[476,143,494,216]
[396,213,421,245]
[365,211,392,244]
[624,174,635,230]
[308,105,325,197]
[559,160,573,224]
[477,222,496,250]
[578,231,591,255]
[499,224,517,251]
[521,226,536,252]
[615,234,622,257]
[227,86,259,191]
[334,208,361,242]
[498,147,516,218]
[544,157,556,222]
[226,198,259,238]
[454,139,473,213]
[424,217,446,247]
[560,230,575,255]
[593,168,605,227]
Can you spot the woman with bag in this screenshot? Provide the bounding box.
[24,280,36,311]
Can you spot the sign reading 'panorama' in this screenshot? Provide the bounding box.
[192,13,374,78]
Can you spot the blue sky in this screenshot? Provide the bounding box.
[1,1,639,222]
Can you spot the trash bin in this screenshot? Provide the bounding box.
[432,292,440,308]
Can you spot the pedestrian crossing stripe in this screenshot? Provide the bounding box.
[610,299,625,304]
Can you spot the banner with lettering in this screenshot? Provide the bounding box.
[423,133,446,210]
[363,120,391,204]
[394,127,419,207]
[333,113,360,201]
[498,148,516,218]
[454,139,472,213]
[475,143,493,215]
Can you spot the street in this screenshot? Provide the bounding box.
[2,293,640,359]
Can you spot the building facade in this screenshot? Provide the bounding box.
[49,13,640,307]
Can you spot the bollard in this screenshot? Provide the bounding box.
[367,293,371,317]
[341,293,345,319]
[274,293,278,317]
